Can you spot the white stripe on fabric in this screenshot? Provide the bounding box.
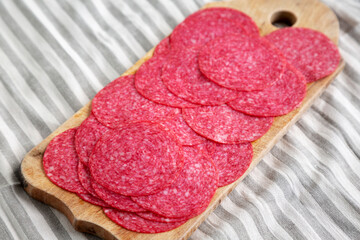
[24,0,106,92]
[40,0,120,82]
[0,16,74,120]
[111,2,161,45]
[90,0,147,58]
[68,0,142,67]
[236,184,292,240]
[264,153,352,240]
[2,0,89,105]
[13,186,59,240]
[250,166,322,240]
[0,48,60,130]
[133,1,174,36]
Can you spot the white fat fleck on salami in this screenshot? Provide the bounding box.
[228,63,307,117]
[162,46,239,105]
[160,114,206,146]
[43,128,87,194]
[103,209,186,233]
[199,34,286,91]
[182,105,273,144]
[91,75,180,129]
[137,212,190,223]
[89,122,184,196]
[203,140,253,187]
[135,54,198,108]
[170,7,259,48]
[92,180,145,212]
[152,37,171,57]
[264,27,340,83]
[132,146,218,219]
[75,114,110,165]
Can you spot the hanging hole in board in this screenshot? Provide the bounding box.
[271,11,297,28]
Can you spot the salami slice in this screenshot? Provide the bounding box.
[170,7,259,48]
[43,128,87,194]
[198,34,286,91]
[228,63,307,117]
[75,114,110,164]
[160,114,206,146]
[203,140,253,187]
[92,181,146,212]
[162,46,239,105]
[132,146,218,218]
[103,209,186,233]
[91,75,180,128]
[137,212,189,223]
[182,105,274,144]
[89,122,184,196]
[135,55,198,108]
[77,193,110,207]
[264,27,340,83]
[78,161,101,197]
[153,37,171,57]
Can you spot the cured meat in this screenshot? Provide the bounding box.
[204,140,253,187]
[228,64,307,117]
[153,37,171,57]
[77,193,110,207]
[92,181,146,212]
[91,75,180,128]
[162,46,239,105]
[43,128,87,194]
[160,114,206,146]
[137,212,189,223]
[135,55,198,108]
[198,33,286,91]
[103,209,186,233]
[75,114,110,164]
[170,7,259,48]
[182,105,273,144]
[89,122,184,196]
[264,27,340,83]
[78,161,102,197]
[132,146,218,218]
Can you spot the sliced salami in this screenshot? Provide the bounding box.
[162,46,239,105]
[135,55,198,108]
[92,181,146,212]
[78,161,101,197]
[228,63,307,117]
[103,209,186,233]
[198,34,286,91]
[182,105,274,144]
[264,27,340,83]
[153,37,171,57]
[77,193,110,207]
[203,140,253,187]
[132,146,218,218]
[75,114,110,164]
[170,7,259,48]
[43,128,87,194]
[137,212,190,223]
[89,122,184,196]
[91,75,180,128]
[160,114,206,146]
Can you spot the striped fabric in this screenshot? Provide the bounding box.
[0,0,359,239]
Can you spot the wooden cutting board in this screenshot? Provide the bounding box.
[20,0,344,239]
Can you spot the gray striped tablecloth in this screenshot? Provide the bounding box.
[0,0,359,239]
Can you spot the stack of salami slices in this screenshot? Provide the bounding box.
[43,7,340,234]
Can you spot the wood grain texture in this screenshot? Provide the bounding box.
[21,0,344,239]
